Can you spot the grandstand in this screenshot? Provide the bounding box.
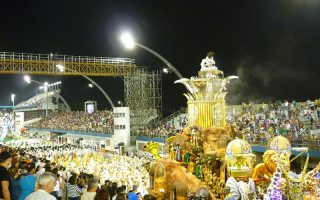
[14,89,70,113]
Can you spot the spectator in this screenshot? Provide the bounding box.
[25,172,57,200]
[0,151,12,200]
[128,185,138,200]
[8,167,22,200]
[19,162,37,200]
[81,177,99,200]
[67,175,85,200]
[94,185,109,200]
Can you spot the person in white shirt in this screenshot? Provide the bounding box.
[81,178,99,200]
[26,172,57,200]
[200,51,216,71]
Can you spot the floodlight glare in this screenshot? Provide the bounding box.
[88,83,94,88]
[24,75,31,84]
[163,68,169,74]
[11,94,15,102]
[120,32,135,49]
[56,64,65,72]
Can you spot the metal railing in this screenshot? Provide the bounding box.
[0,52,135,65]
[248,136,320,151]
[0,52,137,76]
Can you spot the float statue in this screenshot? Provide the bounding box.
[175,52,238,128]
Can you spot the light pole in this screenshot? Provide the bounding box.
[56,64,115,108]
[44,82,48,117]
[24,75,61,117]
[120,32,184,79]
[11,94,16,134]
[118,101,123,107]
[11,94,15,107]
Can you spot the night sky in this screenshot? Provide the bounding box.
[1,0,320,115]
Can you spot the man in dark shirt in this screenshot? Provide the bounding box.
[0,151,12,200]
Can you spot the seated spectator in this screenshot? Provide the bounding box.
[81,177,99,200]
[30,110,113,134]
[25,172,57,200]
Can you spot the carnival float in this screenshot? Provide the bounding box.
[143,52,320,200]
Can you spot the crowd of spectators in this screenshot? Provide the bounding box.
[0,141,153,200]
[134,99,320,145]
[134,123,181,138]
[29,111,113,134]
[24,110,52,121]
[228,99,320,149]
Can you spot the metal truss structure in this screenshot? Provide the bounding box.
[124,68,162,130]
[0,51,163,132]
[0,52,136,76]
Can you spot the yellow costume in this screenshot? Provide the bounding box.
[169,147,175,160]
[188,160,196,174]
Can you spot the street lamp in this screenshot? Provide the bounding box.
[88,83,94,88]
[120,32,184,79]
[11,94,15,107]
[117,101,123,107]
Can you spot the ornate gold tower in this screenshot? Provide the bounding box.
[175,65,238,128]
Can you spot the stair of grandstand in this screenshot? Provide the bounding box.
[151,107,187,128]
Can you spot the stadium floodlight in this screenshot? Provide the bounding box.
[11,94,15,107]
[27,79,61,117]
[56,64,65,72]
[23,75,43,85]
[24,75,31,84]
[120,31,183,79]
[120,32,135,49]
[163,68,170,74]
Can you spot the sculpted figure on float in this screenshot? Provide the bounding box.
[267,136,291,172]
[252,150,278,184]
[263,162,283,200]
[200,51,217,71]
[201,127,230,155]
[304,162,320,199]
[225,139,257,200]
[144,142,206,199]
